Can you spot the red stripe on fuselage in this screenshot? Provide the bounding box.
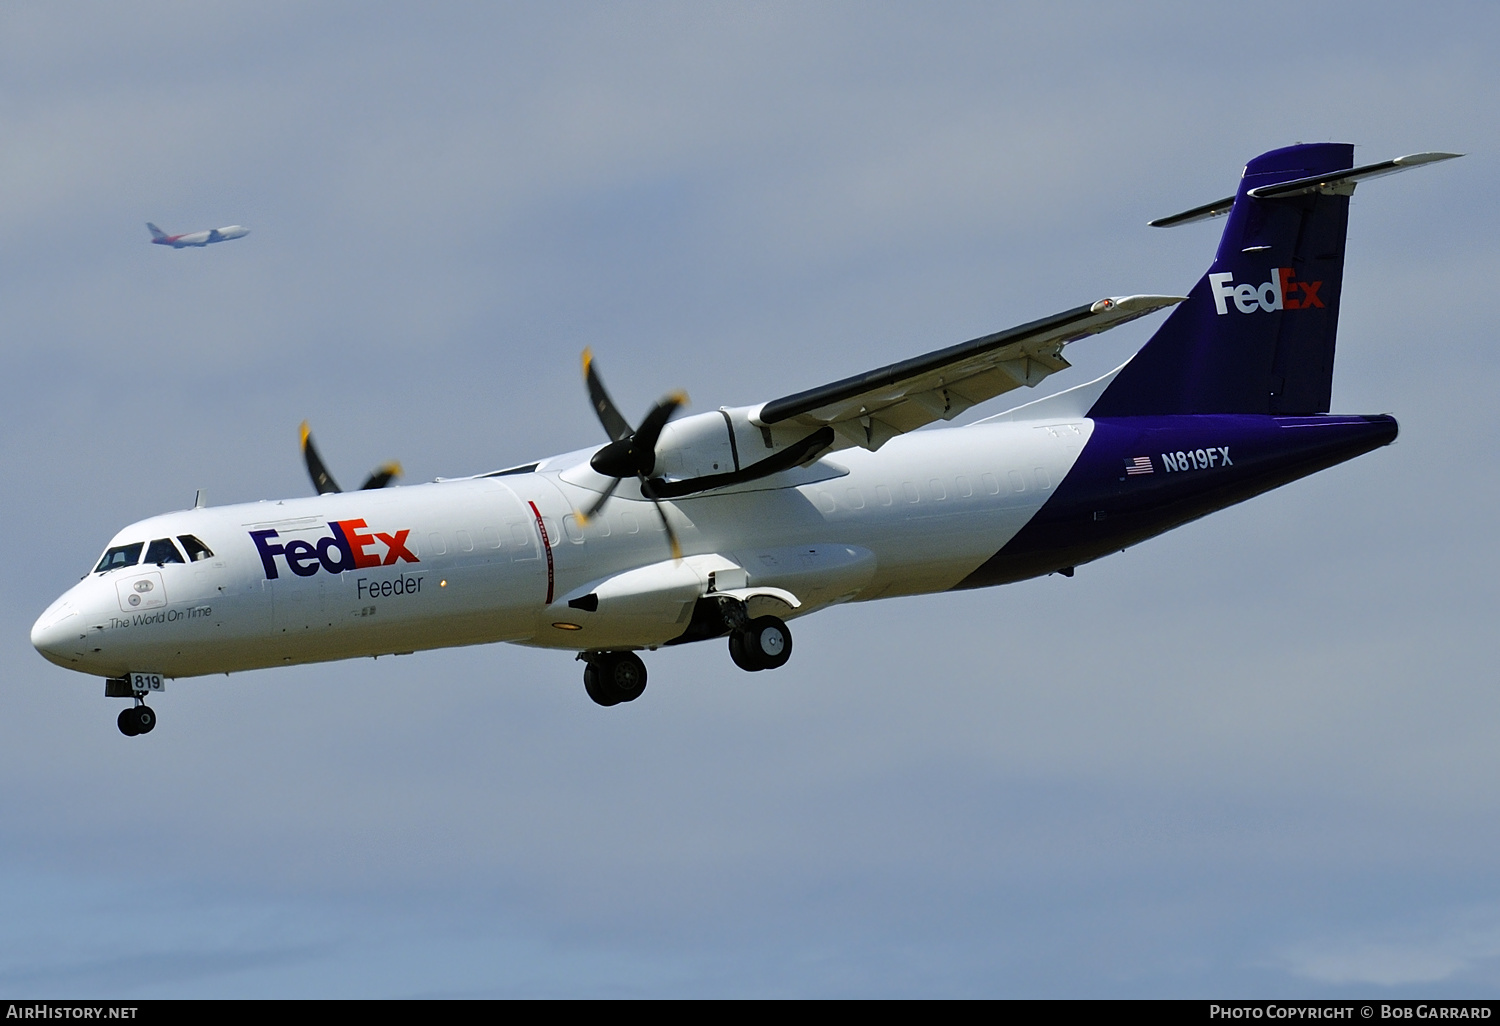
[528,501,555,604]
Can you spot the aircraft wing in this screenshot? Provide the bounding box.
[753,294,1183,451]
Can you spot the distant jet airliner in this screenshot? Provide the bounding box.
[35,145,1460,736]
[147,222,249,248]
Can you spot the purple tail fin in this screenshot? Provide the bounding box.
[1089,143,1353,417]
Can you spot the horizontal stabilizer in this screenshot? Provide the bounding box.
[1149,151,1461,228]
[1247,151,1461,200]
[1147,197,1236,229]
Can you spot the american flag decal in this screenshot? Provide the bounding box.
[1125,456,1154,476]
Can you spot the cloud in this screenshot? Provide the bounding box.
[1274,907,1500,987]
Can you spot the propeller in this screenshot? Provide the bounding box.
[579,349,687,560]
[299,421,403,495]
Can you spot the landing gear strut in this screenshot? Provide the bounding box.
[728,615,792,672]
[117,702,156,737]
[582,651,648,707]
[106,674,164,736]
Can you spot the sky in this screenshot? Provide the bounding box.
[2,0,1497,998]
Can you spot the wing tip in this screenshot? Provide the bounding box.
[1094,294,1188,314]
[1395,151,1464,165]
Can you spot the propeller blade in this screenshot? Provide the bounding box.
[360,462,404,490]
[582,349,635,442]
[634,392,687,448]
[630,392,688,476]
[579,350,688,542]
[639,478,683,561]
[300,421,342,495]
[578,476,621,523]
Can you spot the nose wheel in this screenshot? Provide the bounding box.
[117,703,156,736]
[582,651,648,706]
[728,615,792,672]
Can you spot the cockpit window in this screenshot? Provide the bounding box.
[94,542,144,574]
[144,538,185,565]
[177,535,214,562]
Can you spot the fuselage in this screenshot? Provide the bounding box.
[31,410,1395,682]
[152,226,250,248]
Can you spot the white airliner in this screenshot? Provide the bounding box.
[39,145,1456,735]
[147,222,250,248]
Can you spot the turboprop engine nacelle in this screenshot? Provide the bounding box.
[649,407,836,490]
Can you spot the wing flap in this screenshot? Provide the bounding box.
[754,294,1181,449]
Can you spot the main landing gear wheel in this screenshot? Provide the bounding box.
[117,705,156,736]
[728,615,792,672]
[583,651,648,706]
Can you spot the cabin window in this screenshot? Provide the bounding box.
[508,522,534,554]
[177,535,215,561]
[94,543,144,573]
[143,538,185,565]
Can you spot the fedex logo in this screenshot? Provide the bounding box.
[1209,268,1324,315]
[250,519,418,580]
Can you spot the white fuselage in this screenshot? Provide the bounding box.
[31,417,1090,680]
[164,226,249,247]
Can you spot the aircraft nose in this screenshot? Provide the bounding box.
[31,596,81,666]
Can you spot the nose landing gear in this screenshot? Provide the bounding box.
[117,702,156,736]
[581,651,648,707]
[106,674,163,736]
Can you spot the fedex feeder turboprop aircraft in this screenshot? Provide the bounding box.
[147,222,250,248]
[39,144,1455,736]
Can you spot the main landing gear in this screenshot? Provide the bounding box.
[728,615,793,672]
[582,651,648,707]
[117,701,156,736]
[577,611,795,707]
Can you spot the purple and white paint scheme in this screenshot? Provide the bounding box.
[37,144,1457,735]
